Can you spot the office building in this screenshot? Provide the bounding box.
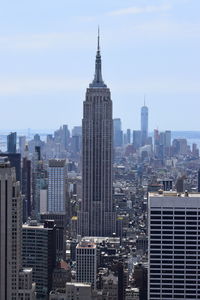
[78,30,116,236]
[114,118,123,147]
[7,131,17,153]
[126,128,131,144]
[22,153,32,221]
[154,130,171,159]
[76,240,97,289]
[141,103,148,146]
[32,147,47,219]
[47,159,67,213]
[133,130,142,149]
[0,157,35,300]
[72,126,82,136]
[19,136,26,157]
[22,220,56,299]
[40,212,67,261]
[18,269,36,300]
[148,191,200,300]
[0,152,21,181]
[101,272,118,299]
[49,282,93,300]
[125,288,139,300]
[198,169,200,192]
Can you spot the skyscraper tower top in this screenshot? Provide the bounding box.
[89,28,107,88]
[143,94,147,107]
[141,99,148,146]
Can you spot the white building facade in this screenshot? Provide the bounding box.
[48,159,67,213]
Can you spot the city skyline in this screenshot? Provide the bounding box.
[0,0,199,130]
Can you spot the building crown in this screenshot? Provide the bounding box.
[89,27,107,88]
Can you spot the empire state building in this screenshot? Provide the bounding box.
[78,31,116,237]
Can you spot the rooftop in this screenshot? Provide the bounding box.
[149,191,200,198]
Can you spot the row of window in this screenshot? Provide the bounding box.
[151,211,200,215]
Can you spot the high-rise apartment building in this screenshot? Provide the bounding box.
[47,159,67,213]
[76,240,97,289]
[0,157,35,300]
[141,104,148,146]
[7,131,17,153]
[148,191,200,300]
[78,31,116,236]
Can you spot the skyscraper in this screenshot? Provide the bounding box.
[76,240,97,288]
[22,220,56,298]
[148,191,200,299]
[113,118,123,147]
[0,157,21,299]
[7,132,17,153]
[141,101,148,146]
[47,159,67,213]
[198,169,200,192]
[78,30,116,237]
[0,157,36,300]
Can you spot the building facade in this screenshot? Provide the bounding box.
[148,191,200,299]
[49,282,93,300]
[78,31,116,237]
[7,131,17,153]
[76,240,97,289]
[22,220,56,299]
[0,157,35,300]
[47,159,67,213]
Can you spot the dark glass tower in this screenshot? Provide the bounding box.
[7,132,17,153]
[78,30,116,237]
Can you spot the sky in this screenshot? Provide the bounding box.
[0,0,200,131]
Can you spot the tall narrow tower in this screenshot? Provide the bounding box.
[78,30,116,237]
[141,98,148,146]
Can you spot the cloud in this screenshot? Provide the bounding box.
[108,4,171,16]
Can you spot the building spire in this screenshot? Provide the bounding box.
[97,26,100,52]
[89,27,106,88]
